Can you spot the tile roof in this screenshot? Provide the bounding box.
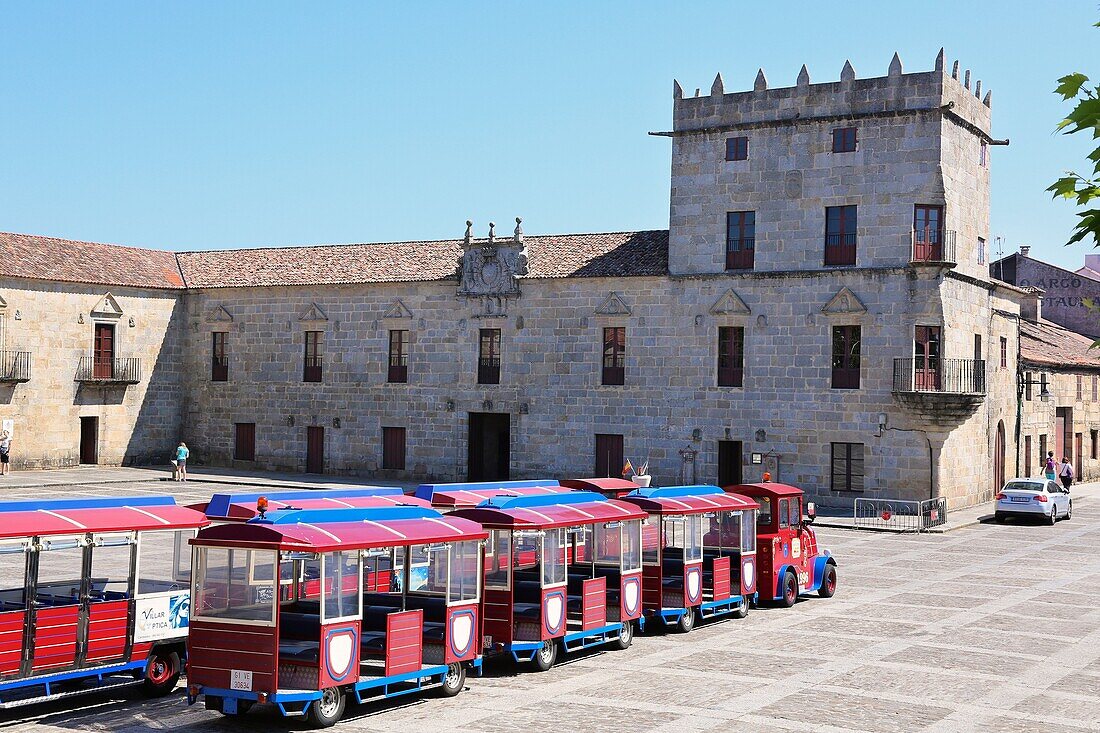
[0,232,184,290]
[1020,318,1100,371]
[175,230,669,288]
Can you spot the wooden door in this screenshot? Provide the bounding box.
[913,205,944,260]
[93,324,115,379]
[914,326,941,390]
[467,413,509,481]
[306,426,324,473]
[717,441,742,487]
[1076,433,1083,482]
[79,417,98,464]
[1055,408,1070,461]
[594,434,624,479]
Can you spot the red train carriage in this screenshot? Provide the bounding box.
[725,483,837,606]
[186,505,486,728]
[616,485,758,632]
[415,480,570,509]
[190,487,426,522]
[450,491,646,672]
[0,496,208,708]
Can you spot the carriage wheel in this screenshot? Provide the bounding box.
[818,565,837,599]
[779,571,798,608]
[139,649,180,697]
[673,607,695,633]
[531,640,558,672]
[731,597,750,619]
[438,663,466,697]
[611,620,633,650]
[307,687,346,728]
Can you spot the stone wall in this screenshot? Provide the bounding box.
[0,279,184,468]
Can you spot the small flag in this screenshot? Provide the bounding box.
[622,459,634,476]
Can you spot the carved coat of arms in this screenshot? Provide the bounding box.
[457,218,528,317]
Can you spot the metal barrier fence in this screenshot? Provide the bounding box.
[853,497,947,532]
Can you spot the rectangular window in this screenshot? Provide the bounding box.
[1000,337,1008,369]
[824,205,857,266]
[1039,434,1047,465]
[831,325,861,389]
[980,142,988,168]
[382,427,406,470]
[830,442,865,491]
[832,127,857,153]
[602,327,625,385]
[717,326,744,387]
[1041,373,1048,398]
[211,332,228,382]
[725,211,756,270]
[1024,435,1032,477]
[234,422,256,462]
[303,331,323,382]
[978,236,986,266]
[913,205,944,262]
[193,547,276,624]
[1092,430,1097,460]
[1025,371,1032,401]
[478,328,501,384]
[725,136,748,161]
[1078,375,1084,402]
[388,330,408,383]
[1093,375,1097,401]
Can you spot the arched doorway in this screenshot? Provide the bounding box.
[994,420,1006,492]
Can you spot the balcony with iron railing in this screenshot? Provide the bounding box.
[892,357,985,418]
[478,358,501,385]
[911,229,957,265]
[0,351,31,383]
[824,233,857,266]
[76,356,141,384]
[725,238,755,271]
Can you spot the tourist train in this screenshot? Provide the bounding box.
[0,478,835,726]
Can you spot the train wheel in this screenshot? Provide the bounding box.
[674,607,695,633]
[140,649,180,697]
[732,597,750,619]
[611,621,634,650]
[531,640,557,672]
[438,663,466,697]
[307,687,346,728]
[780,571,798,608]
[818,565,837,599]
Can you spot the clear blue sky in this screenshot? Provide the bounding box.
[0,1,1095,269]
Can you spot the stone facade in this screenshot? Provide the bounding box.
[0,50,1072,510]
[0,278,184,468]
[991,250,1100,340]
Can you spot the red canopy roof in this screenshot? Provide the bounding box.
[0,504,209,540]
[426,485,574,510]
[202,493,428,521]
[726,482,805,499]
[451,494,647,530]
[560,478,640,497]
[192,515,487,552]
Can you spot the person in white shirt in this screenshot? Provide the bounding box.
[1059,456,1074,491]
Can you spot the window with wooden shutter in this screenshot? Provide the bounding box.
[725,212,755,270]
[831,325,860,389]
[388,330,408,383]
[830,442,864,491]
[717,326,744,387]
[303,331,323,382]
[211,332,229,382]
[602,327,625,385]
[824,205,857,265]
[234,422,256,461]
[478,329,501,384]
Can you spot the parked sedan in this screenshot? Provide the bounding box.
[994,478,1072,525]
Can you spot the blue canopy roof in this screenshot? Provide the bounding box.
[414,479,558,501]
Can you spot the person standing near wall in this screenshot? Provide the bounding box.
[0,431,11,476]
[1059,456,1074,490]
[1045,452,1057,482]
[175,442,189,482]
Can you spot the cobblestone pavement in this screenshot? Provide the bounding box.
[1,478,1098,732]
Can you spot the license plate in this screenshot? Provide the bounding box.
[230,670,253,691]
[1010,497,1030,503]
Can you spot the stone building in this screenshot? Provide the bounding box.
[0,50,1061,509]
[992,247,1100,340]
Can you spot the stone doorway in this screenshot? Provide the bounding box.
[468,412,509,481]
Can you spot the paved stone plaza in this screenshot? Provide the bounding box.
[0,470,1097,732]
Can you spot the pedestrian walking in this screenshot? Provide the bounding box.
[1059,456,1074,490]
[0,430,11,476]
[174,442,189,482]
[1044,452,1057,482]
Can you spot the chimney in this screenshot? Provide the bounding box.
[1020,288,1042,323]
[1019,245,1030,258]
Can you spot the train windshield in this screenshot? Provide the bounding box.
[192,546,276,624]
[621,519,642,573]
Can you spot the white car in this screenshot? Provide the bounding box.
[994,477,1072,525]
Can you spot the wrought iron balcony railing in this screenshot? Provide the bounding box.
[824,233,857,266]
[76,356,141,384]
[0,351,31,383]
[911,229,957,264]
[725,238,755,271]
[892,358,985,395]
